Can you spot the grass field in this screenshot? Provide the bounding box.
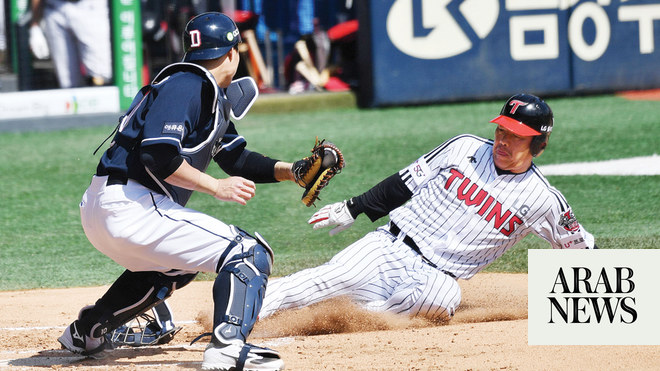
[0,93,658,291]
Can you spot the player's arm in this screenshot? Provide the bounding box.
[308,173,412,235]
[535,201,598,250]
[30,0,44,24]
[549,223,597,250]
[141,144,255,205]
[307,139,453,235]
[215,147,294,183]
[347,173,412,221]
[213,122,296,183]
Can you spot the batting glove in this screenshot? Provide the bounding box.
[29,25,50,60]
[308,200,355,236]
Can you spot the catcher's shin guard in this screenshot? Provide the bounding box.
[212,232,273,346]
[78,270,196,339]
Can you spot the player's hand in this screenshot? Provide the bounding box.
[214,177,255,205]
[29,25,50,60]
[308,200,355,236]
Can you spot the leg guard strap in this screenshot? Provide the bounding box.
[236,344,252,371]
[79,270,196,338]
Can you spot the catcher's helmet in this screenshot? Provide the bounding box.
[490,93,553,157]
[182,12,241,62]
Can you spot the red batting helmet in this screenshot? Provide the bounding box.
[490,93,554,157]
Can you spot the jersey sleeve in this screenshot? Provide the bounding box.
[213,122,282,182]
[140,75,204,150]
[533,189,596,249]
[398,136,460,193]
[216,121,247,153]
[212,121,247,165]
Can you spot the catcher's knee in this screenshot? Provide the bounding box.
[212,233,273,345]
[80,270,196,338]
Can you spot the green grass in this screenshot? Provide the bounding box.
[1,93,658,290]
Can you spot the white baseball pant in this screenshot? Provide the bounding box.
[42,0,112,88]
[80,175,245,273]
[260,227,461,320]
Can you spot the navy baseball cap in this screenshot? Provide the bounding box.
[182,12,241,62]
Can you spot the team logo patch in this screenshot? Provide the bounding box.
[409,159,431,186]
[162,122,185,136]
[558,209,581,232]
[508,99,528,114]
[189,30,202,48]
[226,29,239,42]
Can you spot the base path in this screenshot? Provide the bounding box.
[1,273,658,370]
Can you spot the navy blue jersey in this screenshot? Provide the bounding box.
[97,63,246,205]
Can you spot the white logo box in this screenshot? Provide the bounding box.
[528,249,660,345]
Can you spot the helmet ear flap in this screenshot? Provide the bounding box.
[530,134,548,157]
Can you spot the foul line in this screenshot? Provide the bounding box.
[0,320,198,332]
[0,337,294,368]
[538,155,660,176]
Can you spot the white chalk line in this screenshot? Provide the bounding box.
[538,154,660,176]
[0,344,205,368]
[0,320,198,331]
[0,334,294,368]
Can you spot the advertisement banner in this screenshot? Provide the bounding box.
[358,0,660,107]
[111,0,143,110]
[0,87,120,120]
[8,0,29,73]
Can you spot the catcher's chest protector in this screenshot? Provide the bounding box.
[151,63,233,206]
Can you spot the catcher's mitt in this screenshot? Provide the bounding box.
[293,138,345,207]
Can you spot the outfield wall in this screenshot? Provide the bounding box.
[357,0,660,107]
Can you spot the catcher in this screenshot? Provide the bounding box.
[56,12,342,371]
[106,140,343,349]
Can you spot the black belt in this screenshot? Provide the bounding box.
[107,174,128,185]
[389,222,456,279]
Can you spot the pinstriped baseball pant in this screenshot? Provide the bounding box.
[260,226,461,320]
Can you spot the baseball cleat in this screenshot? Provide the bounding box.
[202,342,284,371]
[57,320,107,359]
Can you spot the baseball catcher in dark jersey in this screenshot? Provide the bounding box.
[56,12,342,371]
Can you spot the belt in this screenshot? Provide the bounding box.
[389,222,456,279]
[107,174,128,185]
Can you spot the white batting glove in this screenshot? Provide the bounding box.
[29,25,50,60]
[308,200,355,236]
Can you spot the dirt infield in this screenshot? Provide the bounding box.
[1,273,658,370]
[617,88,660,101]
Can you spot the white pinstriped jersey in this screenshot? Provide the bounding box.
[391,134,595,279]
[259,134,596,320]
